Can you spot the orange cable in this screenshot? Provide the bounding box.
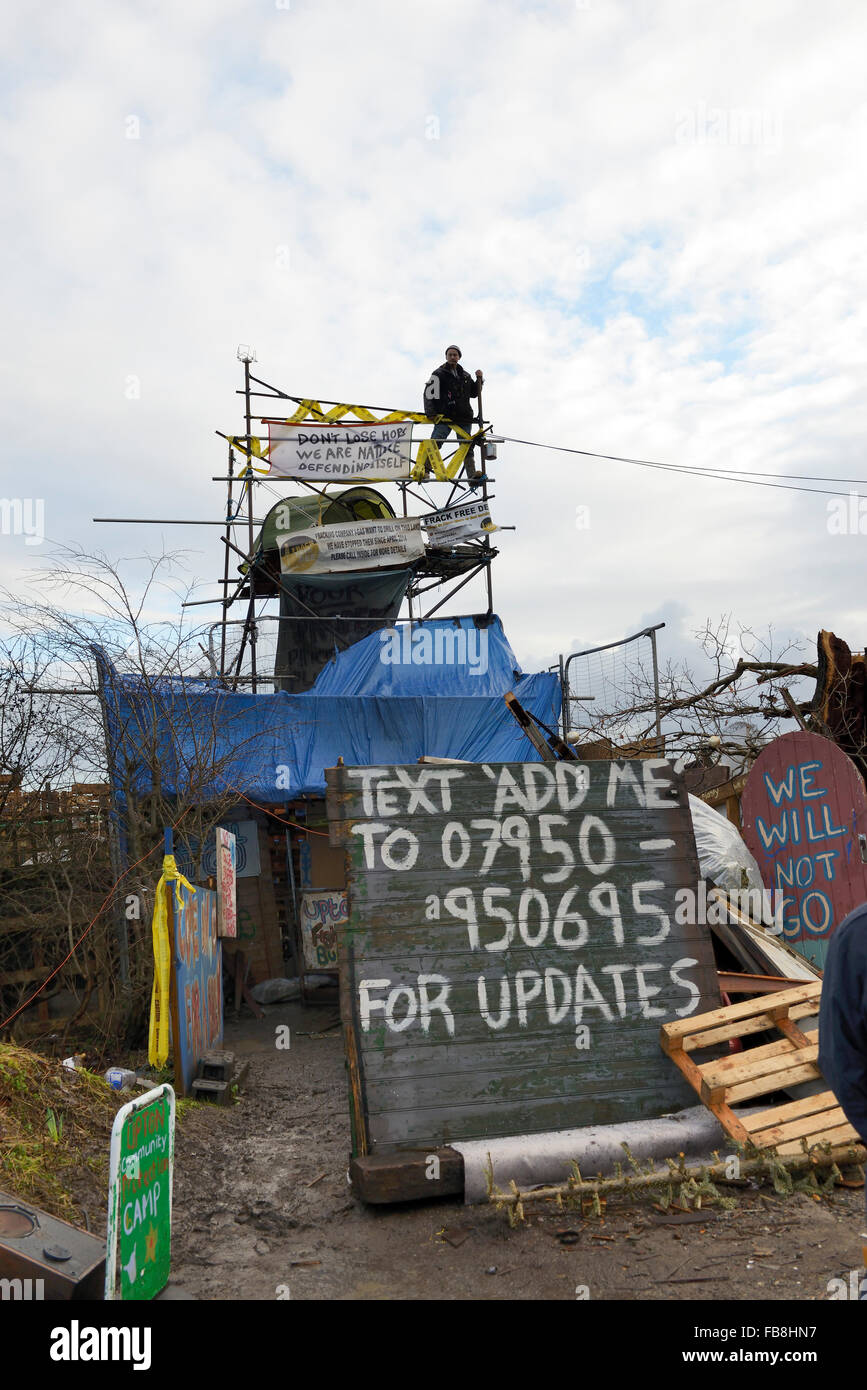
[223,784,331,836]
[2,790,332,1030]
[0,806,193,1031]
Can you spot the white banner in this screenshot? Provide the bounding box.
[264,421,413,481]
[422,498,498,546]
[278,516,424,574]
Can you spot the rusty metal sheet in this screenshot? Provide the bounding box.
[741,730,867,969]
[326,759,720,1153]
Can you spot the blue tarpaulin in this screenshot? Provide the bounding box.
[97,617,560,803]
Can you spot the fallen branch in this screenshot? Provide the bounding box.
[485,1140,866,1226]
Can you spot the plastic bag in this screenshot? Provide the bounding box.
[250,977,301,1004]
[688,793,764,892]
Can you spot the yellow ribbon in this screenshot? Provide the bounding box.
[228,402,483,484]
[148,854,197,1069]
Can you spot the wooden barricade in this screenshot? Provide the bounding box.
[660,982,865,1159]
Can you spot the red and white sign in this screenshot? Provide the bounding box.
[216,828,237,939]
[741,730,867,967]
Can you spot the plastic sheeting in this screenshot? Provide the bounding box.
[454,1106,730,1204]
[688,792,764,892]
[96,617,561,803]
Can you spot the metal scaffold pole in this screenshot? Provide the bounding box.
[244,356,258,693]
[219,443,235,681]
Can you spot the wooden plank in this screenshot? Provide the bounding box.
[776,1016,814,1048]
[327,773,687,825]
[504,692,556,762]
[777,1123,862,1156]
[749,1106,852,1149]
[704,1028,818,1079]
[742,1089,840,1134]
[662,1001,820,1054]
[660,978,864,1154]
[717,971,807,995]
[723,1057,822,1105]
[661,982,821,1045]
[349,1148,464,1204]
[0,965,50,986]
[703,1041,818,1088]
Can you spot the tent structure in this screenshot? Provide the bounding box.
[253,487,396,562]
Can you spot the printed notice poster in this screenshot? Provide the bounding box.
[423,499,498,546]
[278,517,424,575]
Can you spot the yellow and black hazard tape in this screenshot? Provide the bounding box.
[227,399,483,483]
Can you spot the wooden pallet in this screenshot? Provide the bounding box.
[660,981,865,1159]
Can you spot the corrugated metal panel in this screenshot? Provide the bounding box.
[327,759,720,1153]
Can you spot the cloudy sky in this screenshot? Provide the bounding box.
[2,0,866,697]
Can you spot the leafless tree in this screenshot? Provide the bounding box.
[0,547,274,1054]
[568,616,818,768]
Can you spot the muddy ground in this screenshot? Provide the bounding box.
[167,1001,867,1302]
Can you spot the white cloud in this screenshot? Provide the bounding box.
[1,0,866,693]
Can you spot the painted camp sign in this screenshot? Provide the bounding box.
[742,730,867,968]
[325,760,719,1152]
[171,884,223,1095]
[106,1084,175,1301]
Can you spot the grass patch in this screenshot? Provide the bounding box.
[0,1043,125,1227]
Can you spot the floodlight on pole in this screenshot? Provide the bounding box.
[237,344,257,363]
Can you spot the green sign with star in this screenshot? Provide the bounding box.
[106,1084,175,1300]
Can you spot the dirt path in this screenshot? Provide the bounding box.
[169,1003,866,1301]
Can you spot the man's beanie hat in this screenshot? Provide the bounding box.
[445,344,462,357]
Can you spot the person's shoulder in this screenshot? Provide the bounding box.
[826,905,867,964]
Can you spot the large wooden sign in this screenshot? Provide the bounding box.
[326,760,719,1152]
[170,885,223,1096]
[741,730,867,968]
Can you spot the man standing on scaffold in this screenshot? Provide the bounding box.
[423,345,484,482]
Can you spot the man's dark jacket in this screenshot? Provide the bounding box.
[818,903,867,1144]
[423,363,479,428]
